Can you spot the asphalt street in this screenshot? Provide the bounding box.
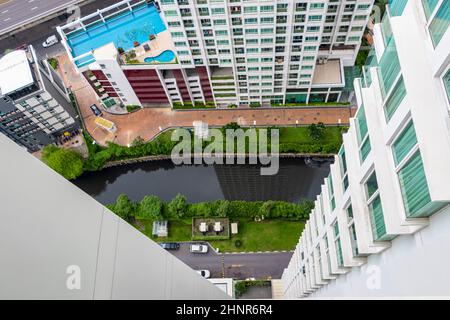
[0,0,119,57]
[0,0,89,35]
[169,243,293,280]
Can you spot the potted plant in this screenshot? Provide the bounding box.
[133,41,140,47]
[118,47,125,54]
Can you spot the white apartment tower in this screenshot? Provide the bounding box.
[58,0,373,109]
[282,0,450,298]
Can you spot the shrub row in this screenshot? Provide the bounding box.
[108,193,315,223]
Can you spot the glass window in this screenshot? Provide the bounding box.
[245,18,258,24]
[328,174,336,212]
[211,8,225,15]
[348,36,361,42]
[357,4,371,10]
[355,106,372,163]
[384,77,406,121]
[260,5,274,13]
[392,121,448,217]
[369,196,388,241]
[333,222,344,267]
[366,172,379,199]
[346,205,359,257]
[339,147,349,191]
[359,135,371,162]
[422,0,439,20]
[261,17,274,23]
[392,121,418,165]
[164,10,178,16]
[310,3,325,10]
[443,68,450,103]
[389,0,408,16]
[244,6,257,13]
[429,2,450,47]
[398,151,432,217]
[378,33,401,97]
[308,15,323,22]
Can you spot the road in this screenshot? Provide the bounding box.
[0,0,119,57]
[0,0,86,35]
[170,243,293,280]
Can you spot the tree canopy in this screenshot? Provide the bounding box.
[168,194,188,219]
[41,145,84,180]
[137,195,163,220]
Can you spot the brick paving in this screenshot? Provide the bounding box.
[57,53,356,147]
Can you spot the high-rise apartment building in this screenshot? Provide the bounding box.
[282,0,450,298]
[0,132,228,300]
[58,0,373,109]
[0,46,78,152]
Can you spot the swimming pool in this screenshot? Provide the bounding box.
[144,50,176,64]
[66,3,166,61]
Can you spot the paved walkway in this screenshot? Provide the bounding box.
[57,53,356,147]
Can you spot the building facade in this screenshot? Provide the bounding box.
[0,132,229,300]
[0,46,77,152]
[58,0,373,109]
[282,0,450,298]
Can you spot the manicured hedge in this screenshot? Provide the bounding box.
[108,194,315,222]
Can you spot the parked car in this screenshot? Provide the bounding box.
[160,243,180,251]
[190,244,208,254]
[89,104,103,117]
[42,35,59,48]
[196,270,211,279]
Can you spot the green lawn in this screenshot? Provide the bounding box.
[278,126,343,145]
[135,218,192,242]
[210,219,305,253]
[133,218,305,253]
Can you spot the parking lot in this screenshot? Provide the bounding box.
[167,242,293,280]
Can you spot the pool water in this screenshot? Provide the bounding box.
[144,50,176,64]
[67,3,166,60]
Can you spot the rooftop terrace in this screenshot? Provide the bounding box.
[58,1,167,67]
[312,59,344,87]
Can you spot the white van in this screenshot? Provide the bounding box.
[42,35,59,48]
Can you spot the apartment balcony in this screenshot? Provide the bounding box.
[230,6,241,15]
[210,66,234,82]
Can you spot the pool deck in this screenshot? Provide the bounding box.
[63,3,167,62]
[124,30,176,64]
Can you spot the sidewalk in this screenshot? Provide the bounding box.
[57,53,356,147]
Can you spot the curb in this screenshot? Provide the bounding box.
[223,250,294,255]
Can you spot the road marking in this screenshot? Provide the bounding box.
[30,6,38,11]
[1,10,8,14]
[3,17,10,22]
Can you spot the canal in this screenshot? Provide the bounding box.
[73,157,332,205]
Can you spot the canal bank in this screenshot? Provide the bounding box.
[73,157,332,204]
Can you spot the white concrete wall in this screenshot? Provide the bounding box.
[0,134,228,300]
[310,205,450,298]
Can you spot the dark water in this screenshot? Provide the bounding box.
[73,158,332,205]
